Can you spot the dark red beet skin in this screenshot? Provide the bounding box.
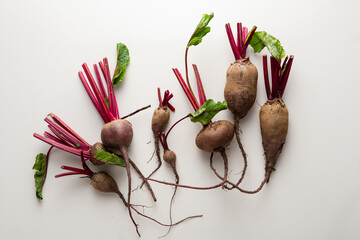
[101,119,133,151]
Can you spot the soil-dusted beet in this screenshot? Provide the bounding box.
[224,59,258,119]
[91,171,120,193]
[259,54,293,183]
[195,120,234,152]
[224,23,258,187]
[163,150,176,168]
[260,99,288,180]
[152,107,170,134]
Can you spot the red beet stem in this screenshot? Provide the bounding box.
[158,133,169,151]
[270,57,280,99]
[167,102,175,112]
[184,47,197,102]
[99,59,119,119]
[55,165,92,178]
[157,88,163,107]
[55,172,88,178]
[167,93,174,101]
[242,27,248,41]
[82,63,116,122]
[34,133,91,157]
[225,23,241,60]
[192,64,207,106]
[244,26,257,49]
[165,114,190,140]
[44,131,64,144]
[262,55,271,100]
[280,55,294,97]
[49,113,91,148]
[160,89,175,112]
[162,90,169,107]
[78,71,109,122]
[47,125,74,148]
[45,117,89,150]
[93,64,107,100]
[172,68,199,111]
[103,58,119,118]
[237,23,244,58]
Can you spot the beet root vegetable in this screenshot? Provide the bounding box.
[152,107,170,134]
[224,59,258,119]
[258,55,294,183]
[91,171,120,193]
[224,23,258,187]
[101,119,133,152]
[196,120,234,152]
[163,150,176,168]
[260,100,288,181]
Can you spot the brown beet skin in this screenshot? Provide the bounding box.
[195,120,234,152]
[91,171,119,193]
[224,59,258,118]
[101,119,133,152]
[260,99,288,181]
[151,107,170,134]
[163,150,176,167]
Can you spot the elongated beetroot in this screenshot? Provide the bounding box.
[260,99,288,181]
[259,55,294,182]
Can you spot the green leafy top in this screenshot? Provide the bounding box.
[112,43,130,86]
[93,148,126,167]
[249,31,285,61]
[187,12,214,48]
[33,153,47,200]
[189,99,228,125]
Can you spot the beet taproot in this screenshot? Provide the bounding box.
[195,120,234,152]
[260,99,288,182]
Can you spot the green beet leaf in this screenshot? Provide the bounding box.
[187,12,214,48]
[189,99,228,125]
[112,43,130,86]
[104,98,110,109]
[33,153,47,200]
[249,31,285,61]
[94,148,126,167]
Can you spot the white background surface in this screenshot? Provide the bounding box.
[1,0,360,239]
